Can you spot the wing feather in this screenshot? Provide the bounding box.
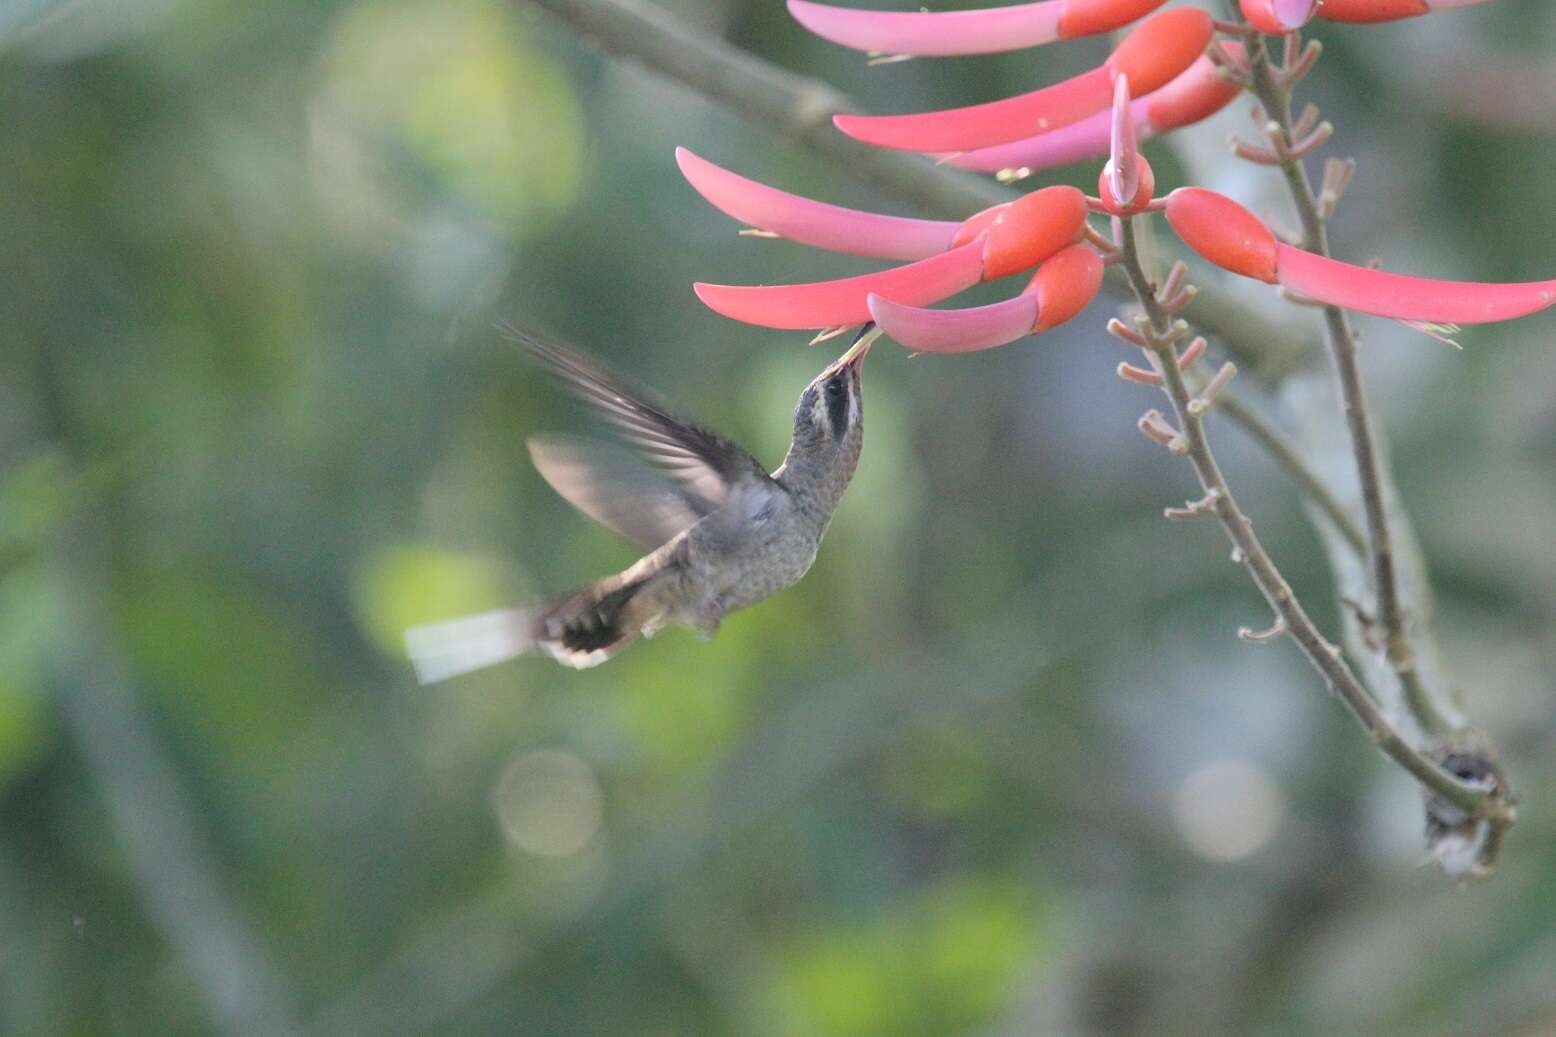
[505,324,771,516]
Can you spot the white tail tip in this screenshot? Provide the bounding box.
[404,608,532,684]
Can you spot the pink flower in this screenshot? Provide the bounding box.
[676,147,959,261]
[1097,75,1156,216]
[945,48,1242,175]
[829,7,1213,152]
[1318,0,1491,23]
[1164,188,1556,324]
[679,150,1103,336]
[785,0,1166,57]
[1239,0,1317,34]
[867,243,1105,352]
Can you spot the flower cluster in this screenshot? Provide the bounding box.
[682,0,1550,355]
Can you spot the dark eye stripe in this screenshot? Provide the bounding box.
[825,378,848,439]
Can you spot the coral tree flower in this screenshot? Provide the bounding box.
[1164,188,1556,324]
[679,149,1103,337]
[786,0,1165,58]
[1318,0,1491,23]
[1097,76,1155,217]
[1239,0,1316,34]
[946,48,1241,176]
[830,7,1214,152]
[867,243,1104,352]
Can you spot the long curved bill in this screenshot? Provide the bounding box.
[676,147,960,260]
[830,322,883,371]
[786,0,1165,58]
[831,7,1212,152]
[693,239,986,329]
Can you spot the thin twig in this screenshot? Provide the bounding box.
[1114,216,1504,825]
[521,0,1310,380]
[1241,34,1455,740]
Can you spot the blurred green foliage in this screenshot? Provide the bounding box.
[3,1,1556,1035]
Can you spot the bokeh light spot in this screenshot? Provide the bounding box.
[318,0,584,233]
[1172,758,1284,862]
[491,749,604,857]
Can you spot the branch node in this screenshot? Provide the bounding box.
[1238,616,1288,643]
[1163,487,1221,521]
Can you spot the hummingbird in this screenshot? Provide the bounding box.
[405,323,879,680]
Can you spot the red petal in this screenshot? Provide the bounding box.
[1059,0,1169,38]
[946,51,1237,175]
[1030,243,1105,330]
[833,66,1112,153]
[786,0,1065,57]
[1274,245,1556,324]
[1142,47,1242,132]
[868,292,1040,353]
[692,240,986,330]
[1104,8,1214,96]
[1164,188,1279,283]
[676,147,960,260]
[831,8,1207,153]
[981,186,1089,280]
[1239,0,1317,33]
[1316,0,1428,21]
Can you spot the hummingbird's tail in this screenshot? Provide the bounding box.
[405,572,659,681]
[404,608,537,683]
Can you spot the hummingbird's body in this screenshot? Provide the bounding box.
[406,325,875,680]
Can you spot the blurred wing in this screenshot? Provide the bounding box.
[506,324,771,513]
[527,435,708,549]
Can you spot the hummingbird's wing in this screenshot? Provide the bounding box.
[509,326,774,532]
[526,435,708,550]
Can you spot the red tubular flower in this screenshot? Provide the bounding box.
[785,0,1165,58]
[676,148,959,260]
[831,7,1213,153]
[1098,75,1155,216]
[1239,0,1317,34]
[1029,242,1106,330]
[693,241,986,330]
[946,49,1241,175]
[867,243,1104,352]
[866,293,1041,353]
[1165,188,1556,324]
[1318,0,1490,23]
[686,160,1090,330]
[978,186,1089,279]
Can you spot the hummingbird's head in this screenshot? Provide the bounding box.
[792,323,878,453]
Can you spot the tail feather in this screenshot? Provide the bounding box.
[405,608,534,684]
[405,575,659,681]
[534,579,648,669]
